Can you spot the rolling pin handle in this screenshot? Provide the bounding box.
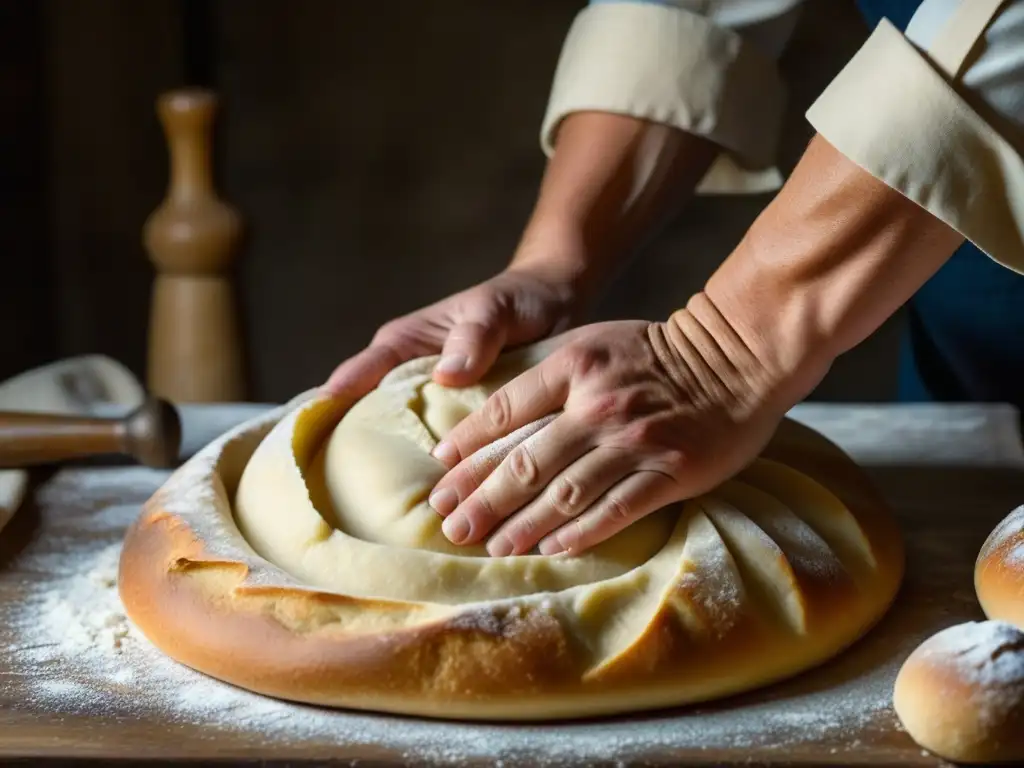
[121,398,182,469]
[0,398,182,469]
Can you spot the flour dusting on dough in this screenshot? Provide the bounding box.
[982,505,1024,560]
[916,621,1024,728]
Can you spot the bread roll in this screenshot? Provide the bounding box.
[976,505,1024,628]
[119,347,904,720]
[894,621,1024,764]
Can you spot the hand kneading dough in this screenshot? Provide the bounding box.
[119,344,904,720]
[894,621,1024,764]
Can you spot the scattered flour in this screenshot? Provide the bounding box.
[3,466,902,764]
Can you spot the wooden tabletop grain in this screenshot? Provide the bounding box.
[0,403,1021,766]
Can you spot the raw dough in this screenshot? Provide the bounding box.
[236,348,678,603]
[122,344,904,720]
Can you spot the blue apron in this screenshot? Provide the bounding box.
[855,0,1024,405]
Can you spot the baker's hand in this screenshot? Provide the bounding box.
[322,266,582,402]
[427,313,792,557]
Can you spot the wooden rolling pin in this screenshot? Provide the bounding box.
[0,399,182,469]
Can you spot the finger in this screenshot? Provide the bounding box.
[322,344,404,400]
[486,447,633,556]
[538,471,679,556]
[432,359,569,469]
[438,415,591,546]
[433,319,507,388]
[427,414,557,518]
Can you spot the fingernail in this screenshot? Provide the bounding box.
[432,441,460,468]
[487,536,514,558]
[435,354,468,375]
[442,514,470,544]
[538,538,565,556]
[428,488,458,517]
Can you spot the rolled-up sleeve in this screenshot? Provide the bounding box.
[540,0,805,194]
[807,0,1024,273]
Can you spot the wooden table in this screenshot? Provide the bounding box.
[0,403,1022,766]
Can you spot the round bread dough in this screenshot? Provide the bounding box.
[976,505,1024,629]
[119,344,904,720]
[894,621,1024,764]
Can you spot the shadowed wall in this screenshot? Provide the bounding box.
[3,1,896,402]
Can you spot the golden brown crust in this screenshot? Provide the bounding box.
[976,505,1024,629]
[118,396,903,721]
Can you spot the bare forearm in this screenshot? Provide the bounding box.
[510,111,720,307]
[677,135,965,410]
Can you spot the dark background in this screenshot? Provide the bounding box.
[1,0,895,404]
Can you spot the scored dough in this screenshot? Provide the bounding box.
[122,343,904,720]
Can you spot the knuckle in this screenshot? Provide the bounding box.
[617,388,648,415]
[623,418,663,448]
[372,320,402,345]
[579,389,648,427]
[567,344,609,379]
[505,516,540,548]
[658,448,688,474]
[448,320,487,344]
[450,465,484,499]
[506,444,539,487]
[580,392,620,425]
[546,477,584,519]
[464,491,498,525]
[562,519,587,550]
[465,458,494,487]
[484,389,513,432]
[603,494,633,524]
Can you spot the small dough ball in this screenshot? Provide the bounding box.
[894,621,1024,764]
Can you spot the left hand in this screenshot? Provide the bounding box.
[426,314,792,557]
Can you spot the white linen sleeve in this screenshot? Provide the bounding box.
[807,0,1024,273]
[540,0,807,195]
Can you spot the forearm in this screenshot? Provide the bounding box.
[510,111,720,307]
[674,135,964,411]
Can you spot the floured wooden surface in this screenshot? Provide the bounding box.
[0,403,1022,765]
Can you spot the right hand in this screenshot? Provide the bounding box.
[322,265,586,402]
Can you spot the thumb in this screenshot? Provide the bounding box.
[433,319,507,387]
[322,344,403,400]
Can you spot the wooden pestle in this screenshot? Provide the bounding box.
[0,399,182,469]
[144,88,245,403]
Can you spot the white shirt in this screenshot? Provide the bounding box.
[541,0,1024,272]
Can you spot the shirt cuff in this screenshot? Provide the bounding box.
[806,19,1024,274]
[541,2,787,195]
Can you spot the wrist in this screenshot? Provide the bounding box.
[688,135,963,410]
[508,111,721,317]
[506,216,611,314]
[663,296,824,425]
